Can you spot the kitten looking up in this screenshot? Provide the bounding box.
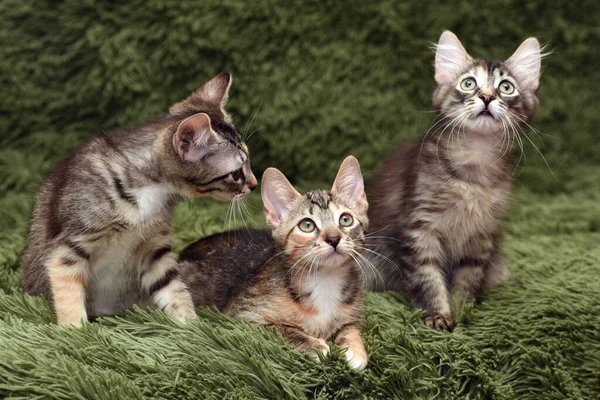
[367,31,544,330]
[179,156,369,370]
[21,72,257,326]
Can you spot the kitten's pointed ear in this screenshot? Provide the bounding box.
[507,38,542,91]
[169,72,232,120]
[172,113,219,162]
[261,168,302,228]
[435,31,472,85]
[332,156,368,214]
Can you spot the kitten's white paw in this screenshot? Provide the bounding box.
[345,348,368,370]
[171,307,198,321]
[311,339,330,362]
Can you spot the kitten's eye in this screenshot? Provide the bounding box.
[298,218,316,233]
[460,78,476,91]
[339,213,354,227]
[230,168,243,182]
[498,80,515,95]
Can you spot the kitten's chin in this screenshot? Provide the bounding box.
[319,250,351,268]
[465,115,503,134]
[200,190,249,202]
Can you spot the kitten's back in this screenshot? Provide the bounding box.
[179,229,275,310]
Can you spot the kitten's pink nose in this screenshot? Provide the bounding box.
[325,235,341,249]
[479,94,492,107]
[247,173,257,191]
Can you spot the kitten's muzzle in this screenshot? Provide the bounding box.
[325,234,341,249]
[479,94,493,107]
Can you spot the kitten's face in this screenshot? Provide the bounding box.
[433,31,542,135]
[170,73,257,201]
[277,190,367,268]
[262,156,369,270]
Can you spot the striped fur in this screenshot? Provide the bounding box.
[366,32,543,331]
[21,73,257,326]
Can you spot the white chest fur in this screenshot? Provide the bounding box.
[134,184,174,222]
[305,269,346,326]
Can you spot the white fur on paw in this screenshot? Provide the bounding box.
[311,339,330,362]
[345,348,367,370]
[171,308,198,321]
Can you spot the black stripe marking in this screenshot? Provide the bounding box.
[151,246,172,263]
[453,257,488,268]
[195,187,223,194]
[341,279,360,305]
[149,268,178,295]
[289,286,311,303]
[66,241,91,260]
[62,258,78,266]
[113,177,137,205]
[185,172,230,188]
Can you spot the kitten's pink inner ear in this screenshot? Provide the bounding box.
[169,72,232,118]
[198,72,232,110]
[435,30,472,85]
[332,156,368,214]
[172,113,216,162]
[507,38,541,91]
[261,168,301,228]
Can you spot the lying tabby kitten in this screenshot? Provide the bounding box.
[367,31,544,330]
[21,72,257,326]
[179,156,369,370]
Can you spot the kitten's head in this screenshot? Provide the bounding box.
[433,31,542,134]
[261,156,369,269]
[168,73,257,201]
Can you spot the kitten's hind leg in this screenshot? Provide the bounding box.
[335,322,367,370]
[275,325,330,359]
[47,244,90,326]
[141,244,196,321]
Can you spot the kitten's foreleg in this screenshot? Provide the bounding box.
[335,322,367,370]
[452,248,507,301]
[451,263,485,303]
[46,245,90,326]
[403,227,454,330]
[409,262,454,331]
[141,247,196,321]
[275,325,330,359]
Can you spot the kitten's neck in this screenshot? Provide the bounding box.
[103,119,182,200]
[432,127,512,185]
[288,258,359,296]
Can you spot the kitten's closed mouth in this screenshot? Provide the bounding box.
[478,110,493,118]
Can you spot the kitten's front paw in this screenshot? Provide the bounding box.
[170,307,198,322]
[344,347,368,371]
[424,313,455,331]
[309,339,330,362]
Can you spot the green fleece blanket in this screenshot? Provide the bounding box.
[0,1,598,398]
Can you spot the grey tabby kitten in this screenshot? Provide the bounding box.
[21,72,257,326]
[367,31,543,331]
[179,156,369,370]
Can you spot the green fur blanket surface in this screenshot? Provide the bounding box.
[0,1,598,399]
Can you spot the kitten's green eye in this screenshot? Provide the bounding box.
[339,213,354,227]
[460,78,476,91]
[298,218,316,233]
[498,80,515,95]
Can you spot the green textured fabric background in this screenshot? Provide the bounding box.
[0,1,598,399]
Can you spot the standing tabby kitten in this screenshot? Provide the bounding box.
[367,31,544,331]
[21,73,257,326]
[179,156,370,370]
